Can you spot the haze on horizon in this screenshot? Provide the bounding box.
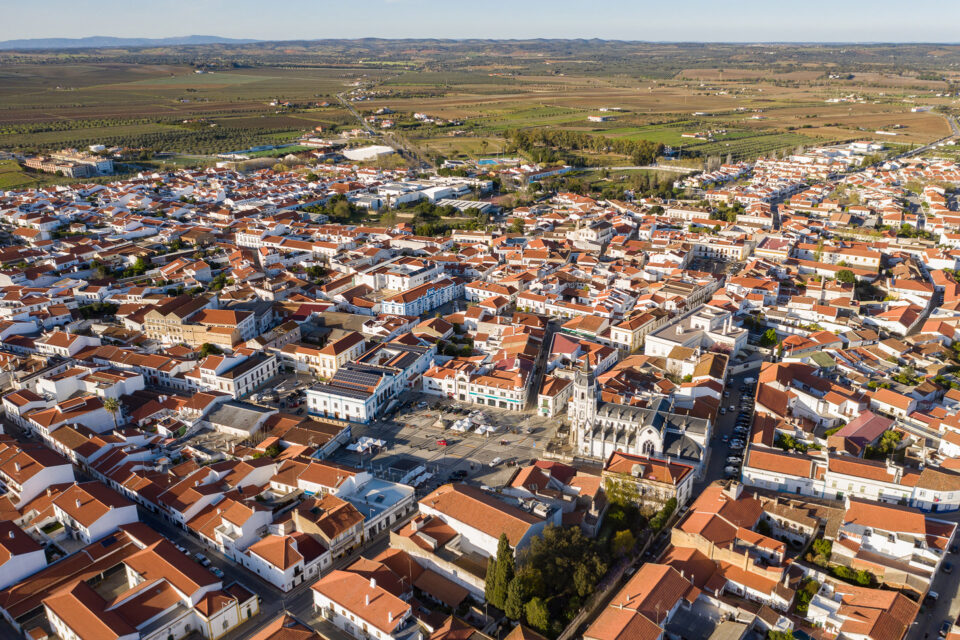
[5,0,960,44]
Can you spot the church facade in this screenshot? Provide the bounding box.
[568,363,712,478]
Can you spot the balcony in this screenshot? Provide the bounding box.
[215,523,241,542]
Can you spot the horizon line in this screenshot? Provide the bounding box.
[3,35,960,46]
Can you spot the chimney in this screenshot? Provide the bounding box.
[388,612,393,624]
[75,498,82,509]
[13,462,20,472]
[369,577,377,590]
[7,530,14,539]
[365,594,370,606]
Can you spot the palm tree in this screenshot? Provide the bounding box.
[103,397,121,430]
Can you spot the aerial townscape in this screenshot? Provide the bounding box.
[5,5,960,640]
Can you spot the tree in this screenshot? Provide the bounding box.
[524,597,550,634]
[604,477,641,508]
[760,329,779,348]
[103,397,121,430]
[611,530,635,557]
[510,218,525,234]
[572,560,602,598]
[380,210,397,227]
[209,272,229,291]
[725,209,737,223]
[199,343,223,358]
[795,577,820,615]
[484,557,497,606]
[809,538,832,566]
[333,199,352,221]
[649,498,677,531]
[484,533,514,610]
[836,269,856,284]
[504,577,527,620]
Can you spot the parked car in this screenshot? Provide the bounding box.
[944,562,954,574]
[489,457,503,467]
[719,408,726,415]
[195,554,211,567]
[724,466,739,476]
[941,620,953,637]
[211,567,225,579]
[726,456,743,464]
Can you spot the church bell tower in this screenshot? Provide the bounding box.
[569,358,597,448]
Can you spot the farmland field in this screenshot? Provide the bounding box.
[0,41,957,166]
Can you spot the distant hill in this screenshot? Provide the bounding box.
[0,35,258,50]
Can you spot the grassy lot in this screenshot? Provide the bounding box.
[0,159,74,190]
[244,144,316,158]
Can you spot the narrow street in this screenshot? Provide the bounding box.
[525,319,559,411]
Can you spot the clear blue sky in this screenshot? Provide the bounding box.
[5,0,960,43]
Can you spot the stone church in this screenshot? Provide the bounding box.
[568,362,711,478]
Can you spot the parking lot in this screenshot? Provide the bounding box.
[328,394,564,493]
